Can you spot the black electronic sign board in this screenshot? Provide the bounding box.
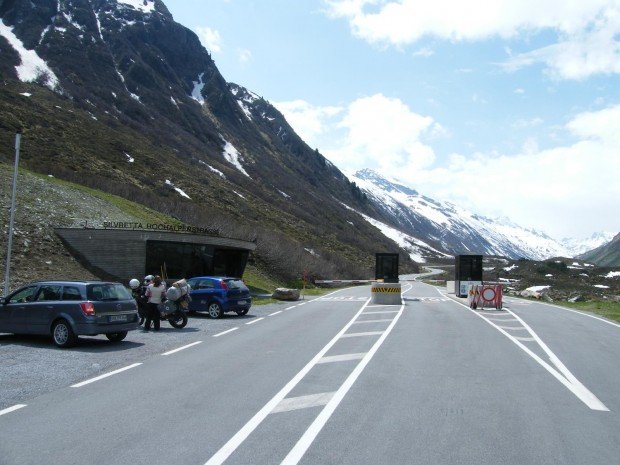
[455,254,483,297]
[375,253,399,283]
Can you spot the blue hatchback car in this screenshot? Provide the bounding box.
[186,277,252,318]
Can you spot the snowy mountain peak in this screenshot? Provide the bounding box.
[350,169,573,261]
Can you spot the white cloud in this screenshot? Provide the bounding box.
[238,48,252,63]
[405,104,620,238]
[324,94,438,175]
[514,88,525,94]
[325,0,620,79]
[274,100,343,145]
[511,117,544,129]
[195,26,222,53]
[412,46,434,57]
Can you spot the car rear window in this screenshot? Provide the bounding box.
[87,284,132,301]
[224,279,245,289]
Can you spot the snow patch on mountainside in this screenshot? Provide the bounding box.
[0,22,59,90]
[339,201,451,263]
[117,0,156,14]
[221,138,251,178]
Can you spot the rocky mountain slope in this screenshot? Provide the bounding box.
[562,232,616,258]
[0,0,417,280]
[350,169,573,261]
[578,232,620,267]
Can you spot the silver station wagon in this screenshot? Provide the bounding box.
[0,281,139,348]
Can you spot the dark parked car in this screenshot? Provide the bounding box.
[0,281,139,348]
[187,277,252,318]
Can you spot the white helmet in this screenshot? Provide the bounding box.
[144,275,154,285]
[129,278,140,289]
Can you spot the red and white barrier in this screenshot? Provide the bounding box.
[468,284,503,310]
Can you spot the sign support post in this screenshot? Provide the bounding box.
[4,131,22,297]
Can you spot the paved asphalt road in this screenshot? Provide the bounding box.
[0,282,619,465]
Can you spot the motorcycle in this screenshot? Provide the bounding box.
[130,278,189,329]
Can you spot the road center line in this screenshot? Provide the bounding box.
[162,341,203,356]
[213,328,238,338]
[268,311,283,317]
[281,304,404,464]
[0,404,26,417]
[71,363,142,388]
[204,298,372,465]
[246,317,264,325]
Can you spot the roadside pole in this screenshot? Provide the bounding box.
[3,131,21,297]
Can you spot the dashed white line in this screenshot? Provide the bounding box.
[162,341,202,356]
[0,404,26,416]
[71,363,142,388]
[268,311,283,317]
[285,306,296,310]
[213,328,238,338]
[246,317,264,325]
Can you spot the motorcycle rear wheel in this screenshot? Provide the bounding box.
[169,312,188,329]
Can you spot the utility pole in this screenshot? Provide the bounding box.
[4,130,21,297]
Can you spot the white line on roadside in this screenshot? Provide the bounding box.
[268,311,283,317]
[213,328,238,338]
[246,317,264,325]
[0,404,26,417]
[204,298,372,465]
[162,341,202,356]
[535,301,620,329]
[281,304,404,464]
[71,363,142,388]
[285,306,296,310]
[433,287,609,412]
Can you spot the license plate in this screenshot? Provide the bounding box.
[237,300,247,305]
[109,315,127,322]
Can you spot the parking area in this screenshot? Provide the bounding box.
[0,301,291,410]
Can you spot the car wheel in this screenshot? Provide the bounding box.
[52,320,77,348]
[169,312,188,329]
[235,308,249,316]
[207,302,223,319]
[106,331,127,342]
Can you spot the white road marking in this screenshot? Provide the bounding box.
[268,311,283,317]
[363,310,399,314]
[271,392,335,414]
[0,404,26,416]
[535,302,620,329]
[213,328,238,337]
[162,341,202,356]
[340,331,384,338]
[485,317,519,322]
[71,363,142,388]
[352,319,394,324]
[317,353,367,364]
[514,336,536,342]
[281,304,404,464]
[246,317,264,325]
[204,298,372,465]
[365,304,402,308]
[495,325,528,330]
[434,287,609,412]
[285,306,296,310]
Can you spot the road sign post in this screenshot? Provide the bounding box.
[4,131,22,297]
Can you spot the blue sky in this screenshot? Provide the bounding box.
[164,0,619,240]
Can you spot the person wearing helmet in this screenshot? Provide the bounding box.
[144,275,166,331]
[129,278,147,325]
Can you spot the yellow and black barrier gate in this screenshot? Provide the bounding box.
[371,282,402,305]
